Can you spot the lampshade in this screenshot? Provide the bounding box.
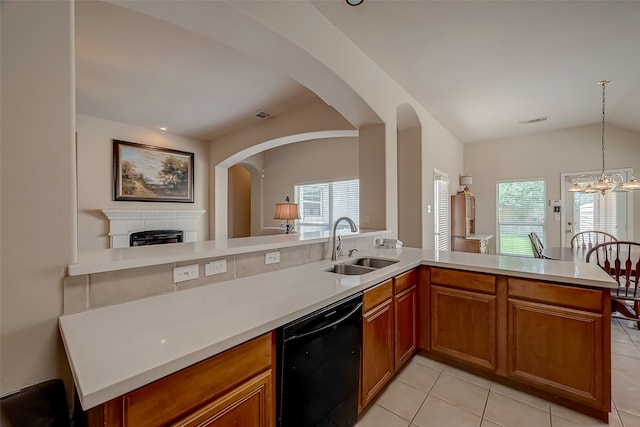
[622,177,640,191]
[274,202,300,220]
[460,176,473,186]
[274,196,300,234]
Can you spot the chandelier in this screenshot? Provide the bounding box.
[568,80,640,195]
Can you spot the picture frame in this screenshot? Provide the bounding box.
[113,139,194,203]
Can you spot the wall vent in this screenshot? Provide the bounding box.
[254,111,271,119]
[518,116,548,125]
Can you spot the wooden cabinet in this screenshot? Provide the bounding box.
[172,370,272,427]
[393,269,417,370]
[360,269,419,412]
[451,194,475,237]
[360,280,394,411]
[421,268,611,421]
[452,236,490,254]
[430,268,497,372]
[87,332,275,427]
[507,278,610,413]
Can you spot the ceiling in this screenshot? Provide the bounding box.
[75,1,640,143]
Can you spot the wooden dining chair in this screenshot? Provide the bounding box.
[570,230,617,250]
[586,241,640,329]
[528,232,544,258]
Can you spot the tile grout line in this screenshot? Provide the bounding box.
[407,365,446,426]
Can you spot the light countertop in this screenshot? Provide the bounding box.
[463,234,494,241]
[59,248,615,410]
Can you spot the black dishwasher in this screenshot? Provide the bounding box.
[277,292,363,427]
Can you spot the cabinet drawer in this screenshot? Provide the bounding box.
[508,278,603,312]
[394,269,417,294]
[363,280,393,312]
[171,370,272,427]
[431,268,496,294]
[122,332,273,427]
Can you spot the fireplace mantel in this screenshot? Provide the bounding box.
[103,209,205,248]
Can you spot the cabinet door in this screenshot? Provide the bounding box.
[361,299,394,409]
[450,195,467,237]
[171,370,273,427]
[394,285,417,370]
[431,285,497,371]
[508,299,607,409]
[466,195,475,218]
[452,237,481,253]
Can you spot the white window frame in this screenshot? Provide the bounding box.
[560,168,634,246]
[496,177,547,256]
[434,169,450,251]
[294,178,359,233]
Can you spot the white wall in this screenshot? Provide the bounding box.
[76,115,210,250]
[1,0,75,396]
[261,137,359,229]
[464,124,640,249]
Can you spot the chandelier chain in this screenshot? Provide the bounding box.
[601,80,607,176]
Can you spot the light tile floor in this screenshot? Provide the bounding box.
[356,320,640,427]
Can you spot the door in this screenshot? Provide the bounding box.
[562,171,632,245]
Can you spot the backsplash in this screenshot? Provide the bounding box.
[63,236,375,313]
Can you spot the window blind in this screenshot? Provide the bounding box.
[572,191,618,238]
[295,179,359,232]
[434,173,450,251]
[497,179,546,256]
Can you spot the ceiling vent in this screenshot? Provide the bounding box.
[518,116,548,125]
[254,111,271,119]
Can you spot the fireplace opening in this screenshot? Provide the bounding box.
[130,230,183,247]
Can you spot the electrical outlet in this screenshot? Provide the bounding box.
[173,264,199,283]
[265,251,280,265]
[205,259,227,276]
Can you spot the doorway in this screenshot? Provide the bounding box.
[561,170,633,246]
[228,164,252,238]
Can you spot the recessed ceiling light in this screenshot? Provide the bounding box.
[346,0,364,6]
[160,126,167,131]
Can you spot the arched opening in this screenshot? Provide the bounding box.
[397,103,422,247]
[216,130,359,239]
[227,164,252,238]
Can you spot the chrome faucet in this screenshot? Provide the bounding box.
[331,216,358,261]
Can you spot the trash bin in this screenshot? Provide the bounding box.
[0,379,70,427]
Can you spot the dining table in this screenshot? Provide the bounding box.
[542,245,640,264]
[541,247,588,261]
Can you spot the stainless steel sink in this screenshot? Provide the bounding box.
[352,257,398,269]
[322,257,399,275]
[322,264,377,275]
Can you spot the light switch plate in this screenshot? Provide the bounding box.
[173,264,199,283]
[265,251,280,265]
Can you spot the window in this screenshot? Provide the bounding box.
[434,170,450,251]
[572,191,618,237]
[295,179,359,232]
[497,179,546,256]
[563,170,633,242]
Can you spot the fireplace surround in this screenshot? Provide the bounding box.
[102,209,205,248]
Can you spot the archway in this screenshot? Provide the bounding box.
[397,103,422,248]
[227,164,252,238]
[216,130,359,239]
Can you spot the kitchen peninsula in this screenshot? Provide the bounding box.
[59,233,616,425]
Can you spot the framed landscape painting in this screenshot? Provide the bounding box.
[113,140,194,202]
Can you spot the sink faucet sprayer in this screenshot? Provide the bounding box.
[331,216,358,261]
